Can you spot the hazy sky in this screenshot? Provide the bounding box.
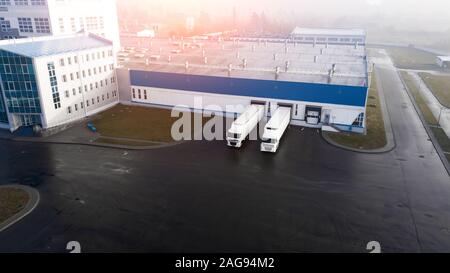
[118,0,450,31]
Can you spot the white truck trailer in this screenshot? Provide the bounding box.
[227,105,265,148]
[260,107,291,153]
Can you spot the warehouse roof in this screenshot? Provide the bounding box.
[291,27,366,37]
[120,37,369,87]
[0,33,112,58]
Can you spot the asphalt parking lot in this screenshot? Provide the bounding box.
[0,66,449,253]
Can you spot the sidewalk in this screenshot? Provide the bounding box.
[409,72,450,138]
[0,185,40,233]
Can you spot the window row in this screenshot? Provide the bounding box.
[66,91,118,114]
[59,51,113,67]
[0,0,46,6]
[131,88,149,100]
[7,17,51,33]
[63,79,115,98]
[58,16,104,33]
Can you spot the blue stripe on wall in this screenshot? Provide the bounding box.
[130,70,368,107]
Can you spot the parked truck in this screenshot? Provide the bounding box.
[260,107,291,153]
[227,105,265,148]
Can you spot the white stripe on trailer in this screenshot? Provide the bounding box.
[261,107,291,153]
[227,105,265,148]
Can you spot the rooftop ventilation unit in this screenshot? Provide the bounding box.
[228,64,233,77]
[242,58,247,68]
[275,66,281,80]
[285,61,290,72]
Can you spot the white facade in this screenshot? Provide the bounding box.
[290,27,366,45]
[128,85,366,132]
[436,56,450,68]
[0,34,119,131]
[0,0,120,52]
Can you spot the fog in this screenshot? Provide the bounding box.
[117,0,450,49]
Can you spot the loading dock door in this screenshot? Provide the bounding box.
[306,106,322,125]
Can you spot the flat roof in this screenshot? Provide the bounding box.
[291,27,366,37]
[0,33,112,58]
[120,37,369,87]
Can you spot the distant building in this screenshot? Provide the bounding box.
[185,17,195,32]
[0,0,120,52]
[436,56,450,68]
[290,27,366,45]
[0,34,119,132]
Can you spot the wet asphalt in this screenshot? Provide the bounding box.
[0,66,449,253]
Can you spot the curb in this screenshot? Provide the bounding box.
[397,71,450,176]
[0,134,187,151]
[322,67,396,154]
[0,185,40,233]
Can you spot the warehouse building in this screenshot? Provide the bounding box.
[118,34,369,133]
[436,56,450,68]
[290,27,366,45]
[0,33,119,132]
[0,0,120,52]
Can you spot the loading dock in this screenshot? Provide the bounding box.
[305,106,322,125]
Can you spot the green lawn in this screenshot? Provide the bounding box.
[385,46,438,70]
[419,73,450,108]
[93,104,212,145]
[0,188,29,224]
[325,73,387,150]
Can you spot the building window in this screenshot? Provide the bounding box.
[0,18,11,32]
[138,89,141,99]
[59,58,64,66]
[86,17,98,30]
[62,75,67,82]
[31,0,46,5]
[352,113,365,127]
[72,88,76,96]
[76,72,79,79]
[97,96,100,103]
[0,0,11,6]
[74,104,78,111]
[74,56,78,64]
[58,18,64,33]
[144,90,147,100]
[90,83,93,91]
[91,98,94,105]
[67,57,72,65]
[78,87,82,94]
[80,101,84,109]
[86,54,89,62]
[102,95,104,101]
[70,17,76,32]
[132,88,135,99]
[79,17,84,30]
[47,62,61,109]
[34,18,50,33]
[86,100,89,107]
[67,106,72,114]
[18,17,33,33]
[14,0,28,5]
[65,90,69,98]
[70,73,74,81]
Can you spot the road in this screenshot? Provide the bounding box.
[0,61,449,253]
